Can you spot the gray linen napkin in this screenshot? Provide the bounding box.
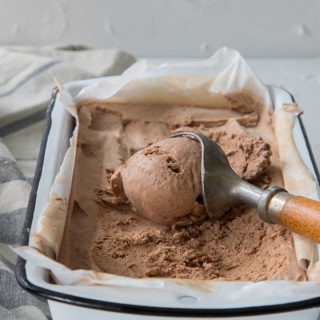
[0,45,135,320]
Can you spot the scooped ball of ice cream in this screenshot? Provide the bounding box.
[110,137,206,225]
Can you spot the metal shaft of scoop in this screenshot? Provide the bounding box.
[232,180,262,207]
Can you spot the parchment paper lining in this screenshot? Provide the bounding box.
[274,103,320,276]
[13,48,320,293]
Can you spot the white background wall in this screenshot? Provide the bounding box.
[1,0,320,58]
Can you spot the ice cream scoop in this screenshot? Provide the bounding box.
[171,132,320,243]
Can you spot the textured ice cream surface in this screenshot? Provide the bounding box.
[90,205,305,281]
[58,93,305,281]
[111,137,206,225]
[174,120,272,182]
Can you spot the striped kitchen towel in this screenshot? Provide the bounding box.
[0,46,135,320]
[0,45,136,134]
[0,141,50,320]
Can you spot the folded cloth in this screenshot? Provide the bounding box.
[0,46,135,319]
[0,45,136,132]
[0,140,51,320]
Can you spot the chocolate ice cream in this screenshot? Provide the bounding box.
[111,137,206,225]
[58,87,305,281]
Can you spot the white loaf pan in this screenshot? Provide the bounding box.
[16,78,320,320]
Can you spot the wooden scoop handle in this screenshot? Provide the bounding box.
[277,196,320,243]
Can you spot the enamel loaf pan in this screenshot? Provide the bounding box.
[16,78,320,320]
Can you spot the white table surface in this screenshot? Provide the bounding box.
[3,57,320,180]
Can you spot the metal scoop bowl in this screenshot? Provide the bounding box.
[171,132,320,243]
